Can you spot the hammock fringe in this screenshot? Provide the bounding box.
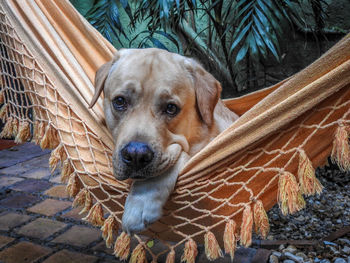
[204,231,223,261]
[0,116,14,138]
[181,238,198,263]
[331,125,350,172]
[240,205,253,247]
[114,231,131,260]
[278,172,306,215]
[0,103,8,121]
[130,243,147,263]
[83,203,105,226]
[40,124,59,149]
[15,121,31,143]
[223,219,237,261]
[0,89,4,104]
[66,174,79,197]
[101,215,118,248]
[165,249,175,263]
[298,150,323,196]
[61,159,74,183]
[34,121,46,145]
[49,143,66,172]
[253,200,269,239]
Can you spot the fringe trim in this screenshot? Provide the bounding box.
[204,231,223,261]
[298,150,323,195]
[78,190,93,215]
[278,172,306,215]
[34,121,45,145]
[130,243,147,263]
[331,125,350,172]
[66,174,79,198]
[49,143,66,173]
[0,103,7,121]
[113,231,130,260]
[0,116,14,138]
[165,249,175,263]
[15,121,31,143]
[83,203,105,226]
[40,124,59,149]
[181,238,197,263]
[240,205,253,247]
[101,215,118,248]
[223,219,236,261]
[61,159,74,183]
[0,89,4,104]
[253,200,269,239]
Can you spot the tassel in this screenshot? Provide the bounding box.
[15,121,31,143]
[66,174,79,198]
[0,89,4,104]
[130,243,147,263]
[278,172,306,215]
[253,200,269,239]
[61,159,74,183]
[114,231,130,260]
[240,205,253,247]
[298,150,323,195]
[34,121,45,145]
[79,191,92,215]
[331,125,350,172]
[0,103,7,121]
[181,238,197,263]
[49,143,66,172]
[72,188,88,208]
[165,249,175,263]
[204,231,223,261]
[0,117,14,138]
[101,215,118,248]
[40,124,59,149]
[83,203,105,226]
[223,220,236,261]
[11,118,18,136]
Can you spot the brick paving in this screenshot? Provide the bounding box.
[0,142,120,263]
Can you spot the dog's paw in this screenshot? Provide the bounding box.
[122,196,162,234]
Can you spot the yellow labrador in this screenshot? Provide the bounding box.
[90,48,238,234]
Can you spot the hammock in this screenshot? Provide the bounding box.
[0,0,349,262]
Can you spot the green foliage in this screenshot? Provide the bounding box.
[72,0,329,93]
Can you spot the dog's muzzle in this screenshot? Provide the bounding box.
[120,141,154,171]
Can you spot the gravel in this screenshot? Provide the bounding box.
[265,161,350,263]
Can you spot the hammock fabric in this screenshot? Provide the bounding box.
[0,0,349,262]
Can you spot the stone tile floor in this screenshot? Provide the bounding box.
[0,143,118,263]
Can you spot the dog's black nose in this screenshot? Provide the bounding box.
[120,142,154,170]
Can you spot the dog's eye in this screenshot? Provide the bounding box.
[112,96,127,111]
[165,103,179,116]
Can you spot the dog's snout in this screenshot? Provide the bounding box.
[120,142,154,170]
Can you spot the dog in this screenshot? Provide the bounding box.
[89,48,238,234]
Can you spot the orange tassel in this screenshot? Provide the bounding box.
[83,203,105,226]
[331,125,350,172]
[66,174,79,198]
[240,205,253,247]
[204,231,223,261]
[130,243,147,263]
[181,238,197,263]
[11,118,18,136]
[34,121,45,145]
[49,143,66,173]
[165,249,175,263]
[0,117,14,138]
[101,215,118,248]
[298,150,323,195]
[40,124,59,149]
[114,232,130,260]
[15,121,31,143]
[61,159,74,183]
[72,189,87,208]
[253,200,269,239]
[0,103,7,121]
[278,172,306,215]
[223,219,236,261]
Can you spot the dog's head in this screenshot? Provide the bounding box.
[90,48,221,180]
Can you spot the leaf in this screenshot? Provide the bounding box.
[230,21,252,55]
[235,42,249,65]
[70,0,95,16]
[148,36,169,50]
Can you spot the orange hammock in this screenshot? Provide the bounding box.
[0,0,349,262]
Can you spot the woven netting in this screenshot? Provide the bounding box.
[1,0,349,262]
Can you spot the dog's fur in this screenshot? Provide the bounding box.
[90,48,238,234]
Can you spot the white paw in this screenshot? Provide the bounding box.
[122,195,162,234]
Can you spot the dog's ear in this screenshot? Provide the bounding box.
[89,53,120,108]
[184,59,222,126]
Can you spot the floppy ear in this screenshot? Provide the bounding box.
[185,60,222,126]
[89,53,120,108]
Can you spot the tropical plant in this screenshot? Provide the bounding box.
[71,0,328,94]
